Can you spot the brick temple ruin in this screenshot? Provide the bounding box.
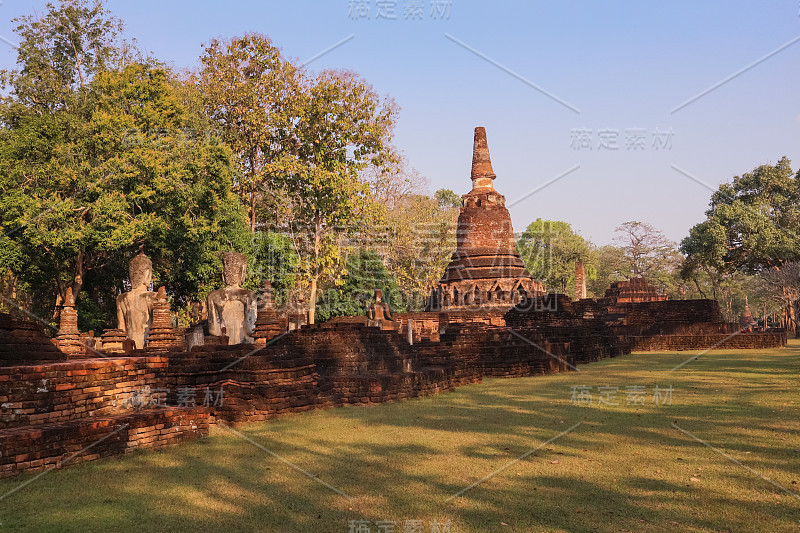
[426,127,544,313]
[0,127,786,478]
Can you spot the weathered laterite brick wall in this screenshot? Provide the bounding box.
[0,357,168,429]
[628,332,787,351]
[0,408,210,478]
[0,315,209,478]
[0,298,787,479]
[393,312,441,342]
[417,324,572,378]
[0,313,65,366]
[161,322,571,425]
[608,299,730,335]
[605,299,786,348]
[504,295,631,364]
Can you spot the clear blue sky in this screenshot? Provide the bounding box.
[1,0,798,246]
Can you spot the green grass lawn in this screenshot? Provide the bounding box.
[0,341,798,532]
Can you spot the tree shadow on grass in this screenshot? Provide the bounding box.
[453,473,799,533]
[0,345,797,531]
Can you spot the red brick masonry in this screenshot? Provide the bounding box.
[0,296,787,479]
[627,332,786,351]
[0,407,209,478]
[0,357,168,429]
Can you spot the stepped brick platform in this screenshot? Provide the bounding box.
[0,407,210,478]
[604,297,785,350]
[393,312,441,342]
[608,300,731,333]
[0,285,786,477]
[439,309,508,328]
[602,277,667,305]
[506,295,631,364]
[627,332,787,351]
[0,313,65,366]
[161,321,570,425]
[0,357,168,429]
[166,325,455,424]
[418,324,572,378]
[393,309,510,343]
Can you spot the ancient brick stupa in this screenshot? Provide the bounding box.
[739,296,756,329]
[426,127,544,311]
[602,277,667,305]
[54,287,84,357]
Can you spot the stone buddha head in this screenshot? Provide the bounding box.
[222,252,247,288]
[129,252,152,290]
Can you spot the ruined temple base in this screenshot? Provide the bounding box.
[0,407,210,478]
[0,296,789,478]
[628,332,787,351]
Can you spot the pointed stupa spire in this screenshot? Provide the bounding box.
[64,287,75,307]
[59,286,79,335]
[740,295,755,328]
[470,126,496,190]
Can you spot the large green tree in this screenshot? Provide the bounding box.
[681,157,800,332]
[0,1,249,326]
[250,230,299,305]
[281,69,398,323]
[195,34,301,231]
[315,248,401,322]
[383,191,459,311]
[680,219,732,299]
[517,219,590,295]
[682,157,800,271]
[0,0,127,113]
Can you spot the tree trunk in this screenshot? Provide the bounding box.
[308,276,317,325]
[793,302,800,337]
[248,151,259,232]
[307,214,321,325]
[70,40,86,89]
[70,250,85,302]
[789,301,799,337]
[250,185,257,232]
[780,285,797,336]
[692,275,706,298]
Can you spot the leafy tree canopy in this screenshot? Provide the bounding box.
[195,34,301,231]
[315,249,401,323]
[0,2,249,326]
[681,157,800,333]
[517,219,590,295]
[682,157,800,273]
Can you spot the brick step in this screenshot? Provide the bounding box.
[0,407,210,478]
